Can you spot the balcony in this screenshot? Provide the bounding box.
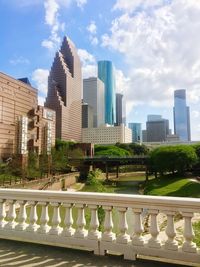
[0,189,199,266]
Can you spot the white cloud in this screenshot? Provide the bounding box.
[38,95,46,105]
[87,21,97,34]
[113,0,164,13]
[42,0,87,51]
[9,56,30,65]
[102,0,200,110]
[87,20,98,46]
[90,36,99,46]
[78,49,97,78]
[191,110,200,119]
[32,68,49,96]
[82,64,97,79]
[115,68,130,94]
[76,0,87,9]
[42,0,65,50]
[78,49,95,65]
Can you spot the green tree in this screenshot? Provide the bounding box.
[150,145,197,176]
[27,152,40,179]
[51,148,70,174]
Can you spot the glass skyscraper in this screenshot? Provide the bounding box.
[173,89,191,141]
[98,60,116,125]
[128,123,142,143]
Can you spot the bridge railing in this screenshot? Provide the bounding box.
[0,189,199,264]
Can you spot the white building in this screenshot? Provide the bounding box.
[82,124,132,144]
[83,77,105,127]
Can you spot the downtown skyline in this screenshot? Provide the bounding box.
[1,0,200,140]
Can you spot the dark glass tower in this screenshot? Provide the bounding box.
[173,89,191,141]
[98,60,116,125]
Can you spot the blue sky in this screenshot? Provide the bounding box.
[1,0,200,140]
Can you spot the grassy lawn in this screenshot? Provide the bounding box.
[109,171,154,182]
[80,180,140,194]
[144,176,200,197]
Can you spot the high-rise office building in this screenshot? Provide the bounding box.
[98,60,116,125]
[116,93,126,126]
[82,102,94,128]
[45,36,82,141]
[128,123,142,143]
[83,77,105,127]
[173,89,191,141]
[0,72,55,159]
[146,115,169,142]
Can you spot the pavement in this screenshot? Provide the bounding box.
[0,239,192,267]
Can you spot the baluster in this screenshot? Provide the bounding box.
[88,205,101,240]
[182,212,197,253]
[5,200,16,230]
[132,208,144,246]
[0,199,6,229]
[27,201,39,232]
[63,203,75,237]
[148,209,161,248]
[38,202,50,234]
[74,204,87,238]
[16,201,27,231]
[116,207,130,244]
[102,206,116,242]
[164,211,178,250]
[49,202,61,235]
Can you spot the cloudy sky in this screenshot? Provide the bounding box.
[1,0,200,140]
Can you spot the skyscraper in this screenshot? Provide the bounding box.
[83,77,105,127]
[98,60,116,125]
[173,89,191,141]
[82,102,94,128]
[146,115,169,142]
[128,123,142,143]
[116,93,126,126]
[45,36,82,141]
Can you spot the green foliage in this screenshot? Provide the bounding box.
[68,148,84,158]
[95,145,131,157]
[116,142,149,155]
[193,221,200,247]
[39,154,49,177]
[6,155,23,177]
[51,148,70,174]
[55,139,75,151]
[150,145,197,175]
[86,169,106,192]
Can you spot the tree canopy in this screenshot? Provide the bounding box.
[150,145,197,175]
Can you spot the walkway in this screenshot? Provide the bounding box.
[0,239,190,267]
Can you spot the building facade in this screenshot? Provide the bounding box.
[173,89,191,141]
[146,115,170,142]
[45,36,82,141]
[128,123,142,143]
[83,77,105,127]
[98,60,116,125]
[82,124,132,144]
[0,72,55,159]
[82,102,94,128]
[115,93,125,126]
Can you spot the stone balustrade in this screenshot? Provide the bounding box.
[0,189,199,264]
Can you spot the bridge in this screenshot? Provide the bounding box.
[0,188,199,266]
[69,156,149,179]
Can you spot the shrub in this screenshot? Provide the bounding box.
[95,145,131,157]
